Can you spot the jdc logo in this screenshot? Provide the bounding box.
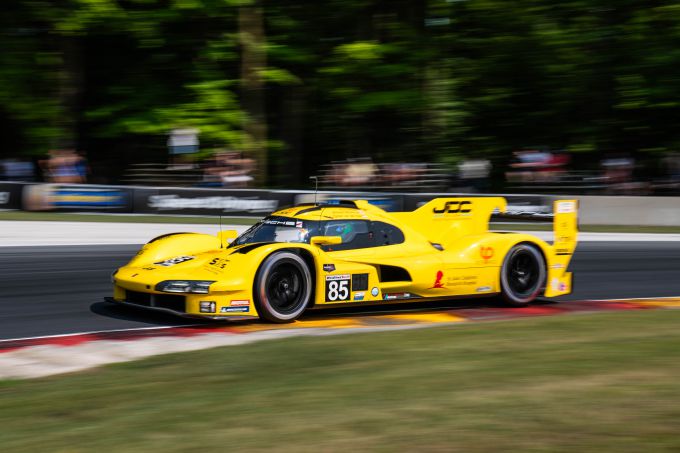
[433,201,471,214]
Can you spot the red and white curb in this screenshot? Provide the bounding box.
[1,298,679,380]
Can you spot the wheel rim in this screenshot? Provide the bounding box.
[507,249,540,297]
[265,262,305,315]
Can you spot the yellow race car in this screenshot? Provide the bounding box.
[108,197,577,322]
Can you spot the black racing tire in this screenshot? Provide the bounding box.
[254,251,312,323]
[500,243,546,306]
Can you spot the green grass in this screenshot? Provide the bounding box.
[2,310,680,452]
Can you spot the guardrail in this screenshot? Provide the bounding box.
[1,181,678,226]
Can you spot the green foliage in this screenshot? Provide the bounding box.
[2,0,680,180]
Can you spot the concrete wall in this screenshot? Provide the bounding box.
[574,196,680,226]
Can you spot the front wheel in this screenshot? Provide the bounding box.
[500,243,546,306]
[254,252,312,323]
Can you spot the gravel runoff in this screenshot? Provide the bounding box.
[1,221,680,246]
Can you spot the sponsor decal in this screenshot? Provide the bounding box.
[371,287,379,297]
[296,221,303,228]
[431,270,445,289]
[326,275,351,302]
[551,278,559,291]
[154,256,195,267]
[200,301,216,313]
[556,201,576,214]
[353,292,365,301]
[446,275,478,287]
[221,306,249,313]
[263,219,294,226]
[208,257,229,269]
[476,286,492,293]
[142,267,156,271]
[551,264,564,269]
[384,292,411,300]
[560,282,568,291]
[555,248,571,256]
[433,200,471,214]
[230,300,250,307]
[480,246,494,263]
[323,264,336,272]
[148,194,278,213]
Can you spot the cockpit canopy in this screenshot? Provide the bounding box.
[231,216,404,251]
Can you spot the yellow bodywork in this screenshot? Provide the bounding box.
[110,197,578,319]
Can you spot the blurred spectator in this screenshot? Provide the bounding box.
[320,158,449,191]
[42,149,82,183]
[506,149,571,184]
[506,149,551,183]
[662,152,680,182]
[203,150,256,188]
[458,158,492,192]
[1,158,36,182]
[343,158,377,186]
[601,153,635,194]
[41,149,88,184]
[74,151,90,183]
[325,158,378,187]
[381,163,425,187]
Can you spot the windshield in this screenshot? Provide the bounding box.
[231,216,321,247]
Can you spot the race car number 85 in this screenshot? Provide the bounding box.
[325,275,350,302]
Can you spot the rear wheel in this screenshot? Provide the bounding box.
[254,252,312,323]
[500,243,546,306]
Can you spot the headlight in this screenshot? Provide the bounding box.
[155,280,215,294]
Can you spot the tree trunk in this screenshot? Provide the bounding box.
[239,3,267,186]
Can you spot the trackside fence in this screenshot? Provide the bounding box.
[0,181,677,226]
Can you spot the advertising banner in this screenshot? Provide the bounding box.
[0,182,27,210]
[135,188,296,217]
[22,184,133,212]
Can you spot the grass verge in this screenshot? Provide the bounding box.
[2,310,680,452]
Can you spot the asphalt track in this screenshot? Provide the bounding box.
[1,241,680,341]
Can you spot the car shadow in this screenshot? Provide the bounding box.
[90,301,217,326]
[91,297,560,326]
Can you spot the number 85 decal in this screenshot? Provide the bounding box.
[325,275,351,301]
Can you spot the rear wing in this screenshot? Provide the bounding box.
[389,197,507,249]
[388,197,578,251]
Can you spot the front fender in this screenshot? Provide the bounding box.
[127,233,221,267]
[209,242,320,293]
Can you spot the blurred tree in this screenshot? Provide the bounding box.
[3,0,680,184]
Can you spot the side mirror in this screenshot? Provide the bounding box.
[310,236,343,247]
[218,229,239,244]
